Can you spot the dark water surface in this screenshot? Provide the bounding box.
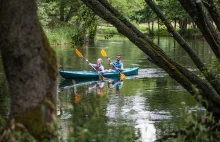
[0,35,212,141]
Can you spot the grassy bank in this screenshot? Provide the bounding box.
[97,24,201,38]
[45,24,202,45]
[44,25,75,45]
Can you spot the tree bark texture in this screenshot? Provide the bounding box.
[145,0,220,99]
[203,0,220,32]
[0,0,57,140]
[178,0,220,59]
[81,0,220,117]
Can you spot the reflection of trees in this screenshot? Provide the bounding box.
[146,77,197,113]
[141,77,198,140]
[70,92,108,141]
[58,84,137,141]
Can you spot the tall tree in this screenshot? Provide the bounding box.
[0,0,57,141]
[80,0,220,118]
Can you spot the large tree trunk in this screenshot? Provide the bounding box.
[0,0,57,140]
[81,0,220,118]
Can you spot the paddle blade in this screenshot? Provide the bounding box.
[75,49,83,57]
[120,74,126,81]
[101,49,107,57]
[75,94,82,104]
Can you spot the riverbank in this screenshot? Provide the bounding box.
[45,24,202,46]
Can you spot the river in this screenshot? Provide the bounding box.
[0,35,212,141]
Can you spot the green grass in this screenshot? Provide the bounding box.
[97,26,118,34]
[96,24,170,36]
[44,23,202,45]
[44,25,75,45]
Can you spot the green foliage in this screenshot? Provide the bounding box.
[131,4,157,23]
[157,0,188,21]
[97,26,118,34]
[157,28,169,36]
[72,5,98,46]
[109,0,145,20]
[180,107,220,142]
[160,105,220,142]
[208,59,220,80]
[178,29,194,39]
[37,1,59,27]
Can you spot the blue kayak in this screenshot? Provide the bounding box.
[59,67,139,79]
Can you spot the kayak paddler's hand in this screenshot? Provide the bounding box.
[108,58,111,64]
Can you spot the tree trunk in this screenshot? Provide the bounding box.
[203,0,220,32]
[88,24,97,45]
[65,6,80,22]
[145,0,220,102]
[0,0,57,140]
[60,0,65,21]
[179,19,187,31]
[147,21,150,34]
[81,0,220,118]
[157,18,160,36]
[152,21,154,33]
[174,19,177,29]
[178,0,220,59]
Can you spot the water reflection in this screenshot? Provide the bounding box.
[57,73,198,141]
[55,35,209,141]
[108,78,123,95]
[0,36,210,141]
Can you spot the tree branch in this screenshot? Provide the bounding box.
[178,0,220,59]
[144,0,220,100]
[81,0,220,116]
[203,0,220,32]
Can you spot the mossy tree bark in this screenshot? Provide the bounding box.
[81,0,220,118]
[202,0,220,32]
[0,0,57,140]
[178,0,220,59]
[145,0,220,98]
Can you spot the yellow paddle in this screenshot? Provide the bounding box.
[100,49,126,81]
[75,49,107,80]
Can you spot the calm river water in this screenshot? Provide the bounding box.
[0,35,212,141]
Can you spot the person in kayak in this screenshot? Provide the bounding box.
[86,58,104,72]
[108,54,124,72]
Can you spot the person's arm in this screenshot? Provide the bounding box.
[120,62,124,71]
[108,58,112,65]
[115,62,124,71]
[100,65,104,72]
